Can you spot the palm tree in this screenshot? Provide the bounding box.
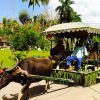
[22,0,49,9]
[22,0,50,21]
[19,10,31,24]
[71,11,81,22]
[56,0,81,23]
[56,0,73,23]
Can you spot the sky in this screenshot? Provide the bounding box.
[0,0,45,22]
[48,0,100,27]
[0,0,100,27]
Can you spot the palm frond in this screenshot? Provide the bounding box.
[22,0,27,2]
[41,0,49,6]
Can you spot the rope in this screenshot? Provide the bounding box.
[56,58,66,69]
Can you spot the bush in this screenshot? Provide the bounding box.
[9,30,40,51]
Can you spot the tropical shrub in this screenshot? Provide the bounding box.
[9,30,40,51]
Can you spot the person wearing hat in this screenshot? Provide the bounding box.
[66,39,88,71]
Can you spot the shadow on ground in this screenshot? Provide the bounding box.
[2,84,69,100]
[29,84,69,99]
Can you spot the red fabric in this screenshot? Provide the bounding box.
[0,69,3,74]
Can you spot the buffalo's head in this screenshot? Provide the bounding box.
[0,58,20,90]
[0,69,13,90]
[0,66,22,90]
[0,66,31,90]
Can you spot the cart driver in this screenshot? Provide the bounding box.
[66,39,88,71]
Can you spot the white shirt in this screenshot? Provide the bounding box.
[71,46,88,58]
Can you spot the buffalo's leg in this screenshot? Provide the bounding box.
[18,82,30,100]
[44,80,50,93]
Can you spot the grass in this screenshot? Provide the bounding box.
[0,48,50,69]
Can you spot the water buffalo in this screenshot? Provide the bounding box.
[0,57,53,100]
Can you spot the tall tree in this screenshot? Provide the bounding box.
[22,0,50,21]
[56,0,81,23]
[22,0,49,9]
[71,11,81,22]
[2,17,7,28]
[19,10,32,24]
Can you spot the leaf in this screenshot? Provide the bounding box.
[22,0,27,2]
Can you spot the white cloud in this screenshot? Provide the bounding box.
[48,0,100,27]
[46,0,61,19]
[48,0,61,9]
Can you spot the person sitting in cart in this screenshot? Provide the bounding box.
[66,39,88,71]
[50,39,65,64]
[88,42,100,66]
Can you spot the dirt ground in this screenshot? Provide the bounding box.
[0,80,100,100]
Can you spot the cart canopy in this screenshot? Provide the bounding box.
[41,22,100,38]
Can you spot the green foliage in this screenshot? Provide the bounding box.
[2,28,12,35]
[0,29,4,35]
[9,29,40,51]
[0,18,20,35]
[0,17,50,51]
[0,48,49,68]
[2,17,7,27]
[37,36,50,50]
[93,36,100,42]
[35,15,47,26]
[0,48,15,68]
[56,0,81,23]
[70,11,81,22]
[22,0,26,2]
[22,0,50,9]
